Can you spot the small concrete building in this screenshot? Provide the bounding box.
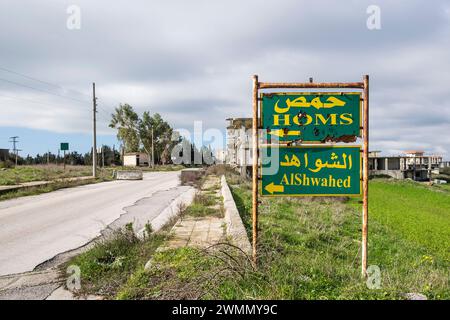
[0,149,8,162]
[123,152,149,167]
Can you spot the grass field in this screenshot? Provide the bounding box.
[363,179,450,263]
[434,183,450,192]
[0,165,92,185]
[0,164,185,186]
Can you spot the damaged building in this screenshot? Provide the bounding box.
[226,118,253,177]
[369,150,444,181]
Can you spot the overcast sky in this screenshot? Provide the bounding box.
[0,0,449,158]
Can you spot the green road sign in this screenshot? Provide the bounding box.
[261,92,361,142]
[261,146,361,196]
[60,143,69,151]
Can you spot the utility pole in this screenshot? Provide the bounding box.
[17,149,22,164]
[92,82,97,177]
[112,144,115,166]
[102,145,105,168]
[9,136,19,166]
[151,127,155,168]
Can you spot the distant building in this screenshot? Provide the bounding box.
[368,150,381,158]
[226,118,253,176]
[214,148,226,164]
[369,150,444,181]
[440,161,450,169]
[0,149,8,162]
[123,152,149,167]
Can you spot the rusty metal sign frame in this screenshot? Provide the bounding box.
[251,75,369,277]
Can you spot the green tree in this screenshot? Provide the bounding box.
[138,111,155,167]
[138,112,173,166]
[109,104,140,153]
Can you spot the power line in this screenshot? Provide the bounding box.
[9,136,19,166]
[0,66,91,99]
[0,92,71,109]
[0,89,114,131]
[0,77,89,104]
[0,66,127,113]
[0,66,65,90]
[9,136,18,151]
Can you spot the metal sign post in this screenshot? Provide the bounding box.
[361,75,369,277]
[60,143,69,171]
[251,75,259,267]
[252,75,369,277]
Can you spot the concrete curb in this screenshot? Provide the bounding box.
[138,187,196,236]
[220,175,252,254]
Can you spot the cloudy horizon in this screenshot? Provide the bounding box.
[0,0,449,158]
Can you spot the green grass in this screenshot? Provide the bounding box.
[434,183,450,192]
[116,247,221,300]
[0,165,93,185]
[0,179,101,201]
[65,225,166,298]
[183,188,223,218]
[184,203,217,217]
[0,166,114,201]
[216,182,449,299]
[364,179,450,263]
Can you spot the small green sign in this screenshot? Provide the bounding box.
[60,143,69,151]
[261,146,361,196]
[261,92,361,142]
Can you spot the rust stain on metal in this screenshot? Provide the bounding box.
[322,135,358,143]
[264,92,276,98]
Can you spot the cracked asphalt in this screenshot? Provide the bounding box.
[0,171,185,277]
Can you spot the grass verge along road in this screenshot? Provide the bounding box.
[62,173,450,300]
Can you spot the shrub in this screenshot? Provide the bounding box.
[0,160,14,169]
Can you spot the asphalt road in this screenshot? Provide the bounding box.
[0,171,184,277]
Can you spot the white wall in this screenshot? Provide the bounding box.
[123,155,137,166]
